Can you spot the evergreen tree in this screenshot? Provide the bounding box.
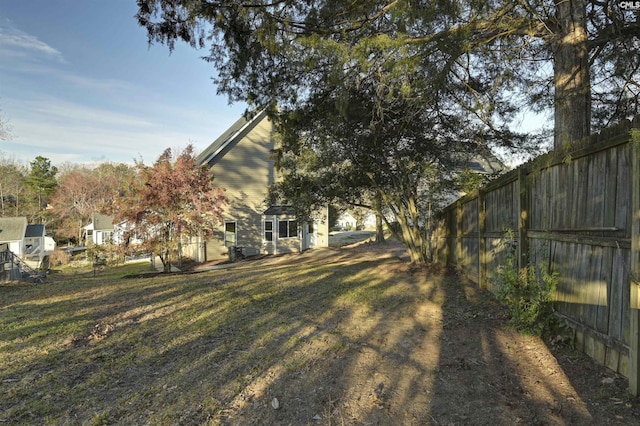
[25,156,58,222]
[136,0,639,147]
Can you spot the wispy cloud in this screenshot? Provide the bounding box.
[0,18,65,63]
[20,96,155,130]
[2,95,220,165]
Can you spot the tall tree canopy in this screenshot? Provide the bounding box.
[270,71,482,262]
[0,106,11,141]
[25,156,58,223]
[137,0,638,148]
[48,163,136,243]
[137,0,638,263]
[114,145,226,272]
[0,156,27,217]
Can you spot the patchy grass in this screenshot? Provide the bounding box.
[1,247,404,425]
[329,230,376,247]
[1,242,639,425]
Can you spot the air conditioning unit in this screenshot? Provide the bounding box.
[241,247,260,257]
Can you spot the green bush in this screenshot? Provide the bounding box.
[495,240,558,336]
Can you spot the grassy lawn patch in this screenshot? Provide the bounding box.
[2,243,639,425]
[1,247,410,424]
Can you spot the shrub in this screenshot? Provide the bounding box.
[495,237,558,336]
[86,243,126,267]
[50,249,71,266]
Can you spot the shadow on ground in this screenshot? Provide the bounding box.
[1,240,639,425]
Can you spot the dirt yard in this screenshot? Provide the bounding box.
[216,241,640,425]
[2,237,640,425]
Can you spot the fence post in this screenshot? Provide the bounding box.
[630,134,640,395]
[517,167,529,271]
[456,200,463,272]
[478,189,486,289]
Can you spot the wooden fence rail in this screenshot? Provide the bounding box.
[432,116,640,394]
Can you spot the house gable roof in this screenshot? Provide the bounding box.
[86,213,114,232]
[0,217,28,243]
[466,152,505,174]
[196,109,268,167]
[25,224,45,238]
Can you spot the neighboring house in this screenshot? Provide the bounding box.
[24,224,56,267]
[83,213,114,245]
[465,151,505,176]
[196,110,329,260]
[439,151,507,207]
[335,210,377,231]
[0,217,56,271]
[112,220,145,247]
[83,214,146,249]
[0,217,28,257]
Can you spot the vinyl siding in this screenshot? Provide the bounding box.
[205,115,277,259]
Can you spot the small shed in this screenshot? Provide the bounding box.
[0,217,53,281]
[0,217,28,257]
[24,224,56,267]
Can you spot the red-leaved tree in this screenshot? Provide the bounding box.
[114,145,226,272]
[49,163,136,244]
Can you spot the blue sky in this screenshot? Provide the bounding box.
[0,1,247,167]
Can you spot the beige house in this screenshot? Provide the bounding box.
[196,110,329,261]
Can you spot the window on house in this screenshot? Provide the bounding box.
[278,220,298,239]
[264,220,273,242]
[224,222,237,247]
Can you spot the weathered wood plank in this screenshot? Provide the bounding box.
[456,201,463,271]
[595,150,608,227]
[617,144,632,237]
[609,245,627,343]
[576,156,588,229]
[479,189,487,289]
[518,169,529,271]
[604,147,618,228]
[553,241,577,319]
[527,230,630,249]
[433,118,638,383]
[629,132,640,394]
[593,245,609,334]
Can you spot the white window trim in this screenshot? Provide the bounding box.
[224,221,237,247]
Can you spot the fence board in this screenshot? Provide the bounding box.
[617,144,632,237]
[604,147,618,228]
[609,246,628,343]
[432,117,639,387]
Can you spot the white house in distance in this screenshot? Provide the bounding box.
[83,213,114,246]
[0,217,56,270]
[83,213,148,249]
[24,223,56,267]
[335,209,377,231]
[0,217,28,257]
[196,110,329,261]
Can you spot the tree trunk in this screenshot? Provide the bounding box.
[374,193,385,243]
[161,249,171,273]
[553,0,590,148]
[375,213,385,243]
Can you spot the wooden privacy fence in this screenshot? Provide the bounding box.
[432,116,640,394]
